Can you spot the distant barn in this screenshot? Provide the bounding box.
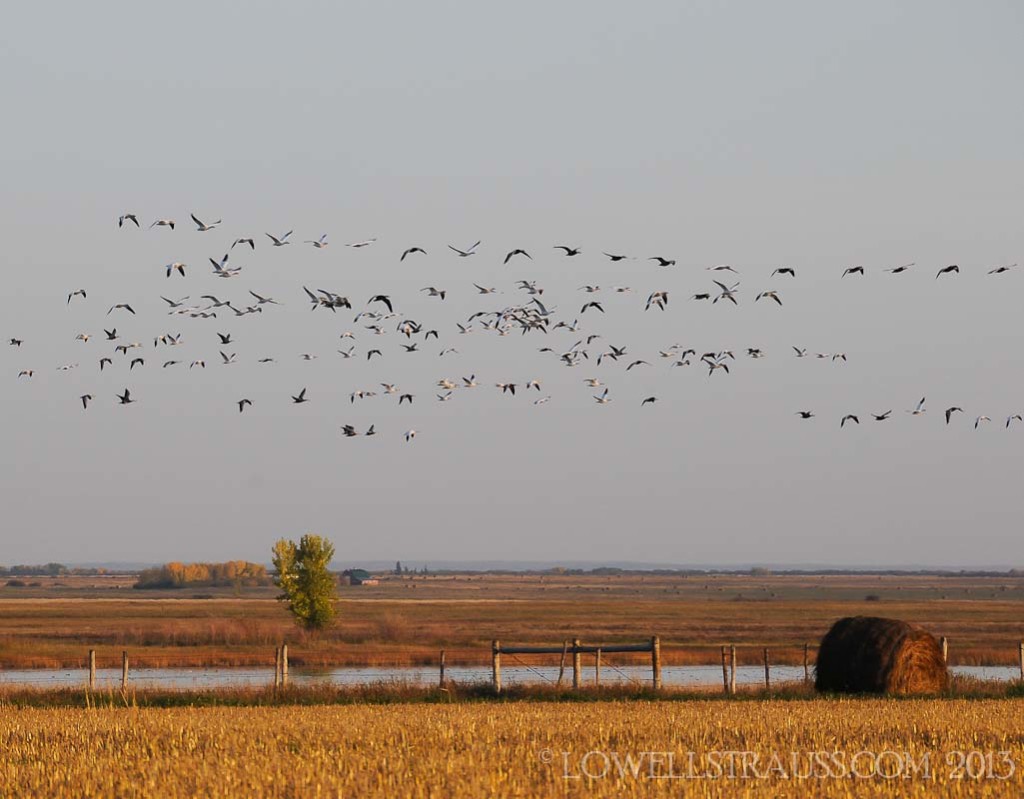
[347,569,379,586]
[815,616,949,695]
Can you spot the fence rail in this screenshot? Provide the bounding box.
[2,636,1023,692]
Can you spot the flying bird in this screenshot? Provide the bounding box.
[118,214,139,228]
[292,388,308,404]
[554,245,581,256]
[448,241,480,257]
[401,247,426,261]
[305,234,329,248]
[190,213,221,231]
[945,407,963,425]
[842,266,865,278]
[645,291,669,311]
[840,414,859,427]
[504,249,531,264]
[936,264,960,278]
[369,295,393,313]
[238,399,252,413]
[266,231,293,246]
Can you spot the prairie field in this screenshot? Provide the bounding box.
[2,699,1023,797]
[1,572,1023,669]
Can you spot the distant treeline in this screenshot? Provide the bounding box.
[134,561,272,589]
[0,563,106,576]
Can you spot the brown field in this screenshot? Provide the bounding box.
[3,700,1024,797]
[1,572,1023,669]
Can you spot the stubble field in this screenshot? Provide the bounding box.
[3,700,1023,798]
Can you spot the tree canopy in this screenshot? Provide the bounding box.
[271,534,337,630]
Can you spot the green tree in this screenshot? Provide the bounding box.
[271,534,337,630]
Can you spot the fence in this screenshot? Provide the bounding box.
[491,637,661,693]
[9,636,1024,692]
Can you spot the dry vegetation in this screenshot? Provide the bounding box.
[1,572,1023,670]
[2,700,1023,797]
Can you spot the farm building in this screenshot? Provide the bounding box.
[347,569,379,586]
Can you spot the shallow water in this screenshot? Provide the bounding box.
[0,664,1014,689]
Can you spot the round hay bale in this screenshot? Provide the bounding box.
[815,616,949,695]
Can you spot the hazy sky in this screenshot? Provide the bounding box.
[2,1,1023,568]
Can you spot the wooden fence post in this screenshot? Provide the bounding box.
[595,648,601,687]
[940,637,948,664]
[1019,642,1024,681]
[556,640,568,688]
[439,649,446,687]
[729,645,737,695]
[721,646,729,694]
[121,650,129,690]
[803,643,810,684]
[281,644,288,687]
[763,647,770,691]
[572,638,582,690]
[274,646,281,689]
[492,640,502,693]
[651,636,662,690]
[88,649,96,690]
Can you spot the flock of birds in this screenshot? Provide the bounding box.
[7,212,1022,441]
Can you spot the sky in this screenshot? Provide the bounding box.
[1,1,1023,568]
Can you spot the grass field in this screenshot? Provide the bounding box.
[2,699,1022,797]
[1,572,1023,669]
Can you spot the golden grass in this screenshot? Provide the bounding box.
[2,700,1024,797]
[1,573,1023,668]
